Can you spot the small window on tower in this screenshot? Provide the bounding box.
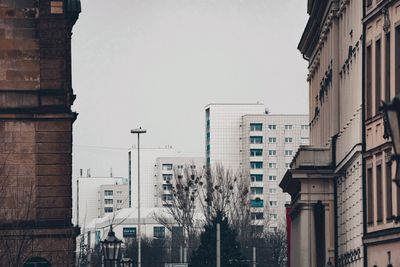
[51,1,64,14]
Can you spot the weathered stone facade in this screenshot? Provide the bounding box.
[0,0,80,266]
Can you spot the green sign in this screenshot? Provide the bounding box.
[123,227,136,238]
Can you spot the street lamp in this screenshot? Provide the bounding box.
[120,257,133,267]
[382,95,400,186]
[100,225,122,267]
[130,127,147,267]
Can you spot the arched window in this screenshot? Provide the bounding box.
[23,257,51,267]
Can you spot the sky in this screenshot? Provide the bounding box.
[71,0,309,179]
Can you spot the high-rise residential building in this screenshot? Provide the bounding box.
[0,1,81,265]
[154,157,205,208]
[241,114,309,231]
[75,176,126,227]
[98,184,129,217]
[205,103,266,172]
[280,1,364,266]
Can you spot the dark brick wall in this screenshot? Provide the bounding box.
[0,0,80,266]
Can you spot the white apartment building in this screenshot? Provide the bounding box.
[241,114,309,230]
[98,184,129,217]
[75,176,126,227]
[205,103,266,172]
[154,157,205,208]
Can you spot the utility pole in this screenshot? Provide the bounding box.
[216,223,221,267]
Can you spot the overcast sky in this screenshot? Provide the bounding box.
[71,0,309,178]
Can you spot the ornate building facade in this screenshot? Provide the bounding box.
[363,0,400,266]
[280,0,364,266]
[0,0,80,266]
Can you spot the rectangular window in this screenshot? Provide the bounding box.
[251,174,263,182]
[285,137,293,143]
[269,188,277,194]
[104,207,113,213]
[251,212,264,220]
[123,227,137,238]
[285,125,293,130]
[104,190,113,196]
[268,125,276,130]
[163,174,173,182]
[250,187,263,194]
[385,33,391,102]
[270,214,278,220]
[269,201,277,207]
[268,150,276,156]
[269,176,277,181]
[153,226,166,239]
[386,161,393,220]
[377,164,383,222]
[396,25,400,96]
[162,164,173,170]
[104,199,113,205]
[375,38,382,115]
[285,150,293,156]
[250,123,263,131]
[250,136,263,144]
[367,168,374,224]
[268,137,276,143]
[301,125,309,130]
[367,45,373,119]
[268,163,277,168]
[162,194,173,201]
[250,199,264,207]
[301,137,309,144]
[250,162,263,169]
[163,184,172,191]
[250,149,263,157]
[285,163,290,168]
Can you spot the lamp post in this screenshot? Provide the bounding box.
[100,225,122,267]
[130,127,147,267]
[120,257,133,267]
[382,95,400,186]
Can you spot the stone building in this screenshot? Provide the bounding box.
[363,0,400,266]
[0,0,80,266]
[280,0,364,266]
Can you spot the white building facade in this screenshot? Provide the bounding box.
[241,114,309,230]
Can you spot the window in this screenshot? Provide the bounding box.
[163,184,172,191]
[396,25,400,96]
[285,163,290,168]
[270,213,278,220]
[268,124,276,130]
[250,123,263,131]
[190,165,196,169]
[153,226,166,239]
[251,212,264,220]
[268,137,276,143]
[268,163,277,169]
[162,194,173,201]
[285,137,293,143]
[285,150,293,156]
[386,161,393,221]
[269,188,277,194]
[269,175,277,181]
[251,174,263,182]
[104,207,113,213]
[385,33,391,102]
[366,45,373,119]
[268,150,276,156]
[367,168,374,224]
[250,136,263,144]
[123,227,136,238]
[301,125,309,130]
[269,201,277,207]
[375,38,382,115]
[162,164,173,170]
[50,1,64,14]
[251,162,263,169]
[117,200,122,204]
[301,137,309,144]
[250,149,263,156]
[163,174,173,182]
[250,199,264,207]
[270,227,277,232]
[250,187,263,194]
[377,164,383,222]
[104,199,113,205]
[285,125,293,130]
[104,190,113,196]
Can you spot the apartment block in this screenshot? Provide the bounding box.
[98,184,129,217]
